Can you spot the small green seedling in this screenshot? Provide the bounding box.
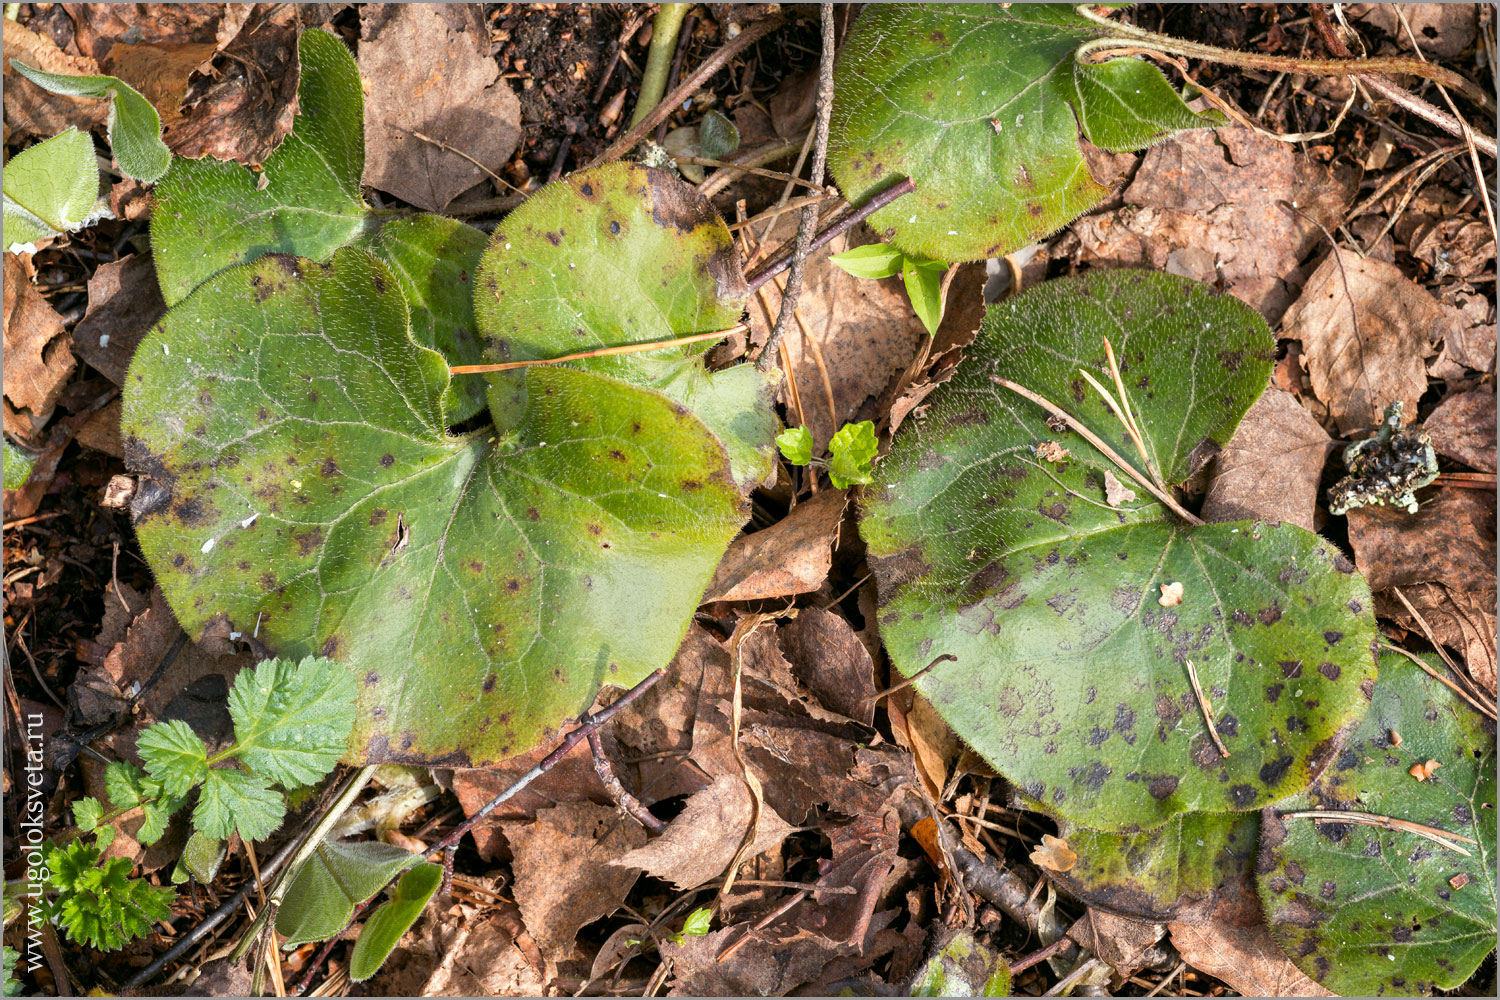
[3,944,20,997]
[42,838,175,951]
[2,440,37,490]
[828,243,948,336]
[669,906,714,945]
[777,420,879,488]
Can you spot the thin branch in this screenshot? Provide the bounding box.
[1280,810,1476,855]
[1102,337,1158,485]
[1377,638,1496,721]
[872,653,958,703]
[589,731,667,835]
[1185,659,1230,758]
[449,325,746,375]
[756,3,836,373]
[744,176,916,293]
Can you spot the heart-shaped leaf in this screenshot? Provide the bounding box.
[276,839,423,947]
[8,61,170,181]
[150,27,490,421]
[123,248,746,766]
[827,3,1219,262]
[1258,650,1496,996]
[475,163,779,490]
[348,862,444,981]
[1048,810,1259,923]
[860,269,1377,831]
[2,128,106,251]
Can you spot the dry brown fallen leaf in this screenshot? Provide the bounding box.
[1158,581,1184,607]
[1283,247,1456,435]
[3,254,77,437]
[1428,291,1495,380]
[780,606,877,726]
[1067,909,1165,978]
[1103,469,1136,507]
[1169,903,1335,997]
[1036,440,1069,463]
[1408,758,1442,781]
[889,687,961,803]
[102,39,218,132]
[1347,486,1495,598]
[71,253,167,387]
[1202,388,1333,530]
[499,800,645,961]
[1377,582,1497,694]
[1030,834,1078,873]
[367,902,552,997]
[610,774,793,890]
[1349,2,1479,59]
[1425,386,1497,473]
[1070,127,1356,323]
[701,488,847,603]
[358,4,522,212]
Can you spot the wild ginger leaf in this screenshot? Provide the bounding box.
[827,3,1219,261]
[1259,650,1497,996]
[861,269,1377,831]
[2,129,105,251]
[123,248,747,767]
[227,656,357,788]
[8,61,170,181]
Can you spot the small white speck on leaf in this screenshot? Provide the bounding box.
[201,537,216,554]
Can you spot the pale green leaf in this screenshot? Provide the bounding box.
[123,248,748,767]
[828,242,905,280]
[776,425,814,466]
[194,768,284,842]
[827,3,1220,261]
[348,862,443,981]
[3,440,36,490]
[698,110,740,160]
[276,839,423,947]
[1259,650,1497,996]
[902,255,945,336]
[8,61,170,181]
[2,129,104,250]
[827,420,877,489]
[681,906,713,937]
[72,797,103,832]
[227,655,357,788]
[136,720,209,799]
[860,270,1377,831]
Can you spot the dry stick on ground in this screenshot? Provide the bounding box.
[698,136,810,200]
[745,176,916,293]
[448,325,747,375]
[756,3,836,373]
[1378,640,1498,721]
[1280,810,1477,855]
[1184,659,1231,758]
[588,12,789,168]
[589,730,667,834]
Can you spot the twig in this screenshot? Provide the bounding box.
[1010,935,1075,974]
[590,13,789,167]
[1184,660,1230,758]
[589,730,667,834]
[871,653,957,703]
[676,154,828,189]
[744,176,916,293]
[756,3,835,373]
[448,325,746,375]
[988,375,1205,526]
[699,136,807,199]
[1279,810,1476,855]
[714,888,810,963]
[1043,955,1102,996]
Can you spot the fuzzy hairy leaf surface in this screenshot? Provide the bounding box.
[136,719,209,799]
[348,862,443,981]
[8,61,170,181]
[276,839,423,947]
[149,28,489,421]
[861,270,1377,831]
[827,3,1218,261]
[123,248,746,766]
[1258,651,1496,996]
[2,129,104,251]
[194,767,284,841]
[475,163,779,490]
[227,656,357,788]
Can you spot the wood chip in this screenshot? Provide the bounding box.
[1029,833,1077,873]
[1158,581,1184,607]
[1036,440,1069,463]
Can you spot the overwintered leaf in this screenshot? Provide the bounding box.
[150,27,491,421]
[827,3,1219,261]
[123,248,747,766]
[909,929,1011,996]
[475,163,780,490]
[3,440,36,490]
[1258,651,1497,996]
[276,839,424,947]
[860,270,1377,831]
[226,656,357,788]
[8,61,170,181]
[348,862,444,982]
[2,128,105,251]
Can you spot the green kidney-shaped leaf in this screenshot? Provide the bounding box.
[1258,651,1496,996]
[2,128,105,251]
[149,27,489,421]
[827,3,1219,262]
[123,248,746,766]
[1049,810,1259,923]
[475,163,779,490]
[227,655,357,788]
[8,61,170,181]
[861,270,1377,831]
[348,862,443,981]
[276,839,423,947]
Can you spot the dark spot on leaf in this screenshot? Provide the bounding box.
[1265,683,1284,702]
[381,453,394,467]
[1258,755,1292,785]
[1258,604,1282,625]
[369,508,387,526]
[1332,552,1355,573]
[294,527,324,556]
[1148,776,1178,800]
[506,579,520,592]
[320,457,340,477]
[1228,784,1256,807]
[1317,661,1341,680]
[1279,659,1303,678]
[482,674,497,693]
[320,635,340,658]
[1322,630,1343,645]
[1068,760,1110,791]
[172,554,185,568]
[526,506,540,521]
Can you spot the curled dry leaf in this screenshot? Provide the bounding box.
[70,253,166,387]
[3,254,77,434]
[702,488,847,603]
[1168,882,1335,998]
[1030,834,1078,873]
[1036,440,1069,463]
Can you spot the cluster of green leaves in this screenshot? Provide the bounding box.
[775,420,879,488]
[2,944,20,997]
[41,839,174,951]
[829,243,947,336]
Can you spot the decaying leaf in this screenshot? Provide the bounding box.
[1168,883,1335,998]
[1067,908,1164,977]
[70,253,166,387]
[702,489,847,603]
[3,253,77,431]
[1425,387,1497,473]
[1202,388,1333,530]
[1102,469,1136,507]
[1030,834,1077,873]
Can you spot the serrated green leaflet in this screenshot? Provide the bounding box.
[137,719,209,798]
[476,163,779,490]
[276,839,423,947]
[195,767,283,841]
[827,3,1219,261]
[3,440,37,490]
[1258,651,1496,996]
[150,28,490,421]
[123,248,746,766]
[861,270,1377,831]
[2,129,103,250]
[8,61,170,181]
[348,862,443,981]
[1049,810,1258,922]
[227,656,357,788]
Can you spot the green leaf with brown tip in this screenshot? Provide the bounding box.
[1258,650,1496,997]
[860,269,1376,831]
[475,163,779,490]
[827,3,1220,262]
[123,248,746,766]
